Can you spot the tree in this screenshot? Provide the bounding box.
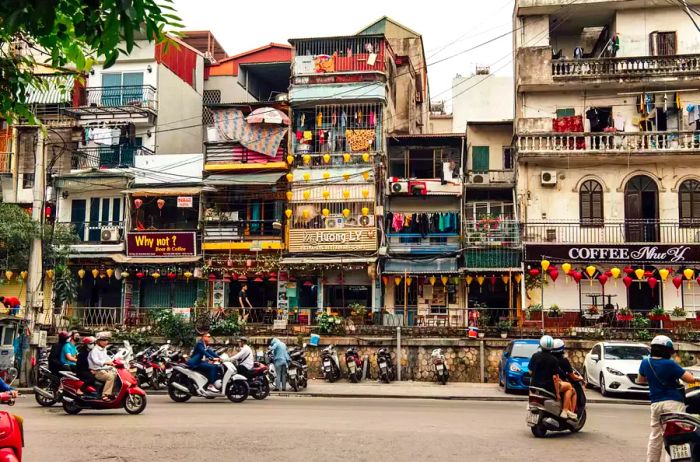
[0,0,182,122]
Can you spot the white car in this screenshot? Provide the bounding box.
[582,342,650,396]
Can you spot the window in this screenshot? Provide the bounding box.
[70,197,123,242]
[649,31,677,56]
[472,146,489,172]
[682,284,700,318]
[503,146,513,170]
[679,179,700,227]
[579,180,603,227]
[395,282,417,306]
[22,173,34,189]
[101,72,145,106]
[388,147,458,179]
[465,201,514,220]
[132,196,199,231]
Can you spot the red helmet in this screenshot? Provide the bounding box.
[57,331,70,341]
[81,336,95,345]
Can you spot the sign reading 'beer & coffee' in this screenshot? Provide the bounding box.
[525,244,700,263]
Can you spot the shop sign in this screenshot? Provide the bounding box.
[177,196,193,208]
[172,308,191,320]
[126,231,197,257]
[288,228,377,253]
[525,244,700,263]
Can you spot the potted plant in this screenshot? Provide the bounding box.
[526,304,543,320]
[648,306,668,321]
[583,305,602,320]
[498,319,513,338]
[670,306,687,322]
[616,307,634,321]
[348,303,367,325]
[547,304,562,318]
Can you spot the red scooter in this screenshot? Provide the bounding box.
[60,359,147,415]
[0,392,23,462]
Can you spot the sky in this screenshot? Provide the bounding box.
[171,0,515,108]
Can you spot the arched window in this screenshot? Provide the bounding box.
[580,180,603,227]
[679,179,700,227]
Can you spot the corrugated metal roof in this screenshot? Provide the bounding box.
[26,74,74,105]
[204,172,284,185]
[383,258,459,274]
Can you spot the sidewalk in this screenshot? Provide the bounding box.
[273,380,648,405]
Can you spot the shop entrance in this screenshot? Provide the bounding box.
[324,285,371,317]
[627,266,661,312]
[467,277,516,325]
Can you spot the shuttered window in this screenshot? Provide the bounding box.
[679,180,700,227]
[649,31,677,56]
[580,180,603,227]
[472,146,490,172]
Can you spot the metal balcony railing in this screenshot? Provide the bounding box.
[292,36,390,75]
[464,219,521,247]
[0,152,11,173]
[552,54,700,79]
[522,220,700,244]
[62,221,124,243]
[517,131,700,155]
[73,145,154,169]
[387,233,460,254]
[203,219,282,241]
[83,85,157,112]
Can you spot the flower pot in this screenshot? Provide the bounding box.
[649,315,669,321]
[583,313,602,320]
[478,332,485,338]
[616,314,634,321]
[670,315,687,322]
[500,332,508,339]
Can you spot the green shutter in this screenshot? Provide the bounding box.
[556,108,575,117]
[472,146,490,173]
[173,282,197,308]
[140,280,171,308]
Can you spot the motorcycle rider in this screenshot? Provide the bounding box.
[232,336,254,379]
[88,332,116,401]
[529,335,574,420]
[49,331,70,375]
[638,335,696,462]
[552,339,580,420]
[61,331,80,370]
[187,331,220,392]
[76,336,96,394]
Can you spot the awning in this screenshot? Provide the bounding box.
[280,256,377,265]
[289,82,386,103]
[111,255,201,264]
[55,174,131,192]
[26,74,75,105]
[204,173,285,186]
[123,186,202,196]
[383,258,459,274]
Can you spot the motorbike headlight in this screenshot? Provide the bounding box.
[606,367,624,376]
[509,363,522,373]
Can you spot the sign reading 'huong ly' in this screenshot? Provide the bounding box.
[126,231,197,257]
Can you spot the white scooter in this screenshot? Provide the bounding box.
[167,346,249,403]
[321,344,341,382]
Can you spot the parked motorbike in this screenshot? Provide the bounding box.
[288,345,308,392]
[132,343,172,390]
[321,345,341,383]
[527,378,587,438]
[242,362,270,400]
[60,358,147,415]
[0,392,23,462]
[376,348,395,384]
[167,349,249,403]
[345,347,364,383]
[661,385,700,461]
[33,350,60,407]
[431,348,449,385]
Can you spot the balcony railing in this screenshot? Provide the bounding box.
[0,152,11,173]
[552,54,700,79]
[289,152,376,168]
[204,143,285,167]
[63,221,124,244]
[517,131,700,155]
[203,219,282,241]
[292,36,389,76]
[387,233,460,255]
[523,220,700,244]
[466,170,515,185]
[80,85,157,112]
[464,219,521,247]
[73,145,153,169]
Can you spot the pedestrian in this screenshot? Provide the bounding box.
[238,284,253,322]
[269,337,290,391]
[638,335,696,462]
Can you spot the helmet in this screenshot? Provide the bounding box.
[652,335,674,350]
[81,336,95,345]
[238,336,248,344]
[57,331,70,342]
[552,339,565,353]
[539,335,554,351]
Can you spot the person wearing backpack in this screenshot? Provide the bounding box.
[638,335,696,462]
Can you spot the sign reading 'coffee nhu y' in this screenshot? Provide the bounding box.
[525,244,700,263]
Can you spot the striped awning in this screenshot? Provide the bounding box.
[204,173,285,185]
[383,258,459,274]
[25,74,74,105]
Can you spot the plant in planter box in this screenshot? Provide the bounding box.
[616,307,634,321]
[316,312,343,335]
[670,306,687,321]
[498,319,513,338]
[348,303,367,325]
[527,304,543,320]
[632,313,651,330]
[648,306,668,321]
[547,304,562,318]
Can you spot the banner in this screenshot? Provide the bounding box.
[126,231,197,257]
[525,244,700,264]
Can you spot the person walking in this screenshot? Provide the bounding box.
[269,337,290,391]
[638,335,696,462]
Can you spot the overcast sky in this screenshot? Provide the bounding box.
[172,0,515,108]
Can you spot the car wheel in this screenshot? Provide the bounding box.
[498,367,504,387]
[582,367,593,389]
[600,373,609,397]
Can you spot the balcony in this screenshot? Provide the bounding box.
[63,221,125,253]
[72,145,154,170]
[517,131,700,157]
[552,54,700,80]
[204,143,287,172]
[64,85,157,120]
[387,233,460,255]
[523,220,700,244]
[466,170,515,187]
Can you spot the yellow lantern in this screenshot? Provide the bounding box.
[635,268,645,280]
[394,276,402,286]
[343,173,350,181]
[541,260,550,272]
[476,276,485,286]
[46,269,54,280]
[286,191,293,201]
[685,268,695,280]
[286,155,294,164]
[323,153,331,164]
[502,275,510,285]
[323,172,330,180]
[342,208,351,218]
[88,269,97,280]
[3,271,12,281]
[465,275,473,285]
[362,189,369,199]
[429,276,436,286]
[585,265,596,278]
[106,268,114,279]
[322,190,330,199]
[322,208,330,217]
[441,276,448,285]
[302,210,309,219]
[610,267,621,279]
[659,268,670,282]
[302,154,311,164]
[152,271,161,283]
[20,271,28,280]
[406,277,413,286]
[561,263,572,274]
[120,271,129,279]
[303,191,311,200]
[342,190,350,199]
[362,171,370,181]
[514,274,522,284]
[285,209,293,218]
[76,269,85,280]
[303,173,311,181]
[361,207,369,216]
[362,153,370,162]
[343,153,351,163]
[286,173,294,182]
[183,271,193,282]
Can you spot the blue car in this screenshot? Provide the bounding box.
[498,339,540,393]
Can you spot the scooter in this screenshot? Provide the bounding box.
[243,362,270,400]
[288,345,308,392]
[661,384,700,461]
[321,345,341,383]
[168,351,249,403]
[431,348,449,385]
[527,378,587,438]
[59,358,147,415]
[376,348,395,383]
[0,392,23,462]
[32,361,60,407]
[345,347,364,383]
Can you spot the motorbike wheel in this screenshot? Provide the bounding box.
[150,376,160,391]
[289,376,299,392]
[570,409,587,433]
[439,371,448,385]
[62,400,82,415]
[253,377,270,400]
[34,378,57,407]
[381,372,390,384]
[124,393,147,414]
[226,380,249,403]
[167,381,192,403]
[327,365,339,383]
[531,424,547,438]
[350,368,359,383]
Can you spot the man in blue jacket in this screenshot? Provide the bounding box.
[187,332,220,392]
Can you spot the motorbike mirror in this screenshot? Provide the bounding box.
[590,354,600,362]
[167,340,171,344]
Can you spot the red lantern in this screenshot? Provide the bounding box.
[382,276,389,286]
[528,268,540,278]
[648,277,658,290]
[490,275,497,287]
[167,272,177,280]
[208,273,216,281]
[623,276,633,288]
[268,276,278,282]
[604,270,613,278]
[623,266,634,275]
[238,274,248,282]
[549,268,559,283]
[134,198,143,209]
[571,271,582,284]
[696,275,700,287]
[279,272,288,282]
[673,276,683,289]
[232,273,239,281]
[644,270,654,279]
[598,274,608,286]
[135,271,145,279]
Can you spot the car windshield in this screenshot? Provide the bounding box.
[511,343,539,358]
[604,346,649,360]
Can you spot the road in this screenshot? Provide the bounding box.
[18,395,649,462]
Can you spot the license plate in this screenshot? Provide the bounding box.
[436,364,444,371]
[145,367,153,374]
[527,412,539,426]
[130,368,137,374]
[379,362,387,369]
[289,369,297,377]
[670,444,691,460]
[349,363,356,372]
[323,360,331,367]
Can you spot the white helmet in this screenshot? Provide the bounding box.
[651,335,674,350]
[552,339,565,353]
[539,335,554,351]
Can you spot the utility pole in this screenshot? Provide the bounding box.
[26,131,45,329]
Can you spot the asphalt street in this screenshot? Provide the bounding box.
[18,395,650,462]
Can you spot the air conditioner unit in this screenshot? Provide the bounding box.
[100,226,120,242]
[541,170,557,186]
[324,214,345,229]
[386,178,408,194]
[358,215,375,227]
[470,173,490,185]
